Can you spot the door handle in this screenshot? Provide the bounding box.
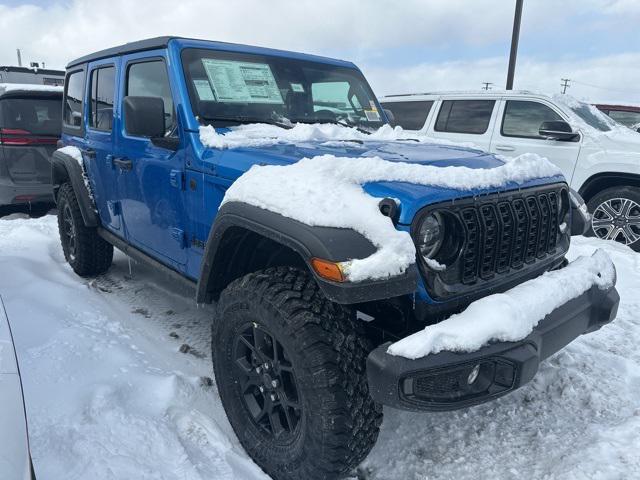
[113,157,133,171]
[494,145,516,152]
[82,148,96,159]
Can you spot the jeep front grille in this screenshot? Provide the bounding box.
[459,189,560,284]
[415,183,569,299]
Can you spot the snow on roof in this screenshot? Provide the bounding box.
[222,152,562,281]
[381,89,540,99]
[0,83,63,95]
[387,248,615,359]
[199,123,477,150]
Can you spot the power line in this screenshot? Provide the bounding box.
[570,79,640,95]
[561,78,570,94]
[481,82,494,90]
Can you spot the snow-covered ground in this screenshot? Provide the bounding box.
[1,213,639,480]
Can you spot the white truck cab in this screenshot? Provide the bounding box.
[381,91,640,250]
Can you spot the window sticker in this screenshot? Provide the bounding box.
[201,58,284,104]
[365,109,381,122]
[193,79,215,101]
[290,83,305,93]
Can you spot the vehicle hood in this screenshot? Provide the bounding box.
[209,139,565,224]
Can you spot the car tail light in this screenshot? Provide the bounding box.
[0,128,58,146]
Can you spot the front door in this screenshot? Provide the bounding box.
[490,99,581,183]
[115,54,187,269]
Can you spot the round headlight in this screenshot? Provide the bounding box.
[417,212,445,259]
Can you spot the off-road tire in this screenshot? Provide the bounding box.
[212,267,382,480]
[57,182,113,276]
[586,186,640,252]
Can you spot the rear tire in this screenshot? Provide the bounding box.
[212,267,382,480]
[56,183,113,276]
[586,186,640,252]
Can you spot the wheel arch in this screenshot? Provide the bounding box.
[578,172,640,202]
[196,202,418,305]
[51,150,99,227]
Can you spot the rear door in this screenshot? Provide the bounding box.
[83,60,123,232]
[0,93,61,192]
[489,99,581,182]
[427,98,498,151]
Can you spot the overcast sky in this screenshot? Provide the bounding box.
[0,0,638,104]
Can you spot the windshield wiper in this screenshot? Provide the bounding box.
[199,115,293,129]
[292,118,373,135]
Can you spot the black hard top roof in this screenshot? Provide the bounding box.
[67,36,181,69]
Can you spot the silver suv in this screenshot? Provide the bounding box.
[0,84,62,212]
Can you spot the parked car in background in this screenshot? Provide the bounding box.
[51,37,619,480]
[0,296,35,480]
[0,84,62,212]
[381,91,640,251]
[595,103,640,132]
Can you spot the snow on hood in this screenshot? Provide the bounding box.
[222,153,562,281]
[0,83,63,95]
[199,123,477,150]
[388,249,616,359]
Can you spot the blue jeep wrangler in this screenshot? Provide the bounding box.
[52,37,619,480]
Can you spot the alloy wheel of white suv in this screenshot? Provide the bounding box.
[588,187,640,251]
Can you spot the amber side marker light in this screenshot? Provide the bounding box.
[311,258,346,282]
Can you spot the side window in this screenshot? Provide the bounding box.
[502,100,563,138]
[126,60,175,135]
[63,70,84,128]
[89,66,116,132]
[382,101,433,130]
[434,100,495,134]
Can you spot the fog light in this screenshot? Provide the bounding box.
[467,364,480,385]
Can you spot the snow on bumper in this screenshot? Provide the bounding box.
[366,250,619,411]
[388,249,616,360]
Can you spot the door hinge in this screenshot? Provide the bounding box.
[170,227,187,249]
[169,170,185,189]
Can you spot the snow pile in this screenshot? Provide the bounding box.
[0,83,63,95]
[199,122,476,150]
[388,249,616,359]
[222,153,562,281]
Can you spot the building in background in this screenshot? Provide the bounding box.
[0,66,64,86]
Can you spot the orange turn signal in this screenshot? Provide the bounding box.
[311,258,345,283]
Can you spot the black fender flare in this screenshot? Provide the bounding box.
[196,202,418,305]
[51,149,99,227]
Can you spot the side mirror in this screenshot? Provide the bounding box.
[124,96,165,138]
[539,121,580,142]
[383,108,396,126]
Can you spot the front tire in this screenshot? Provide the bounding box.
[212,267,382,480]
[586,186,640,252]
[57,183,113,276]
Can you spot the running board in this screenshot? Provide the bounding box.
[97,227,198,295]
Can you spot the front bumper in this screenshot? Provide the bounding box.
[366,283,619,412]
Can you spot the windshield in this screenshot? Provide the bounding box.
[566,101,614,132]
[181,48,385,130]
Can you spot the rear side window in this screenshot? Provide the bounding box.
[89,66,116,131]
[382,101,433,130]
[0,97,62,136]
[435,100,495,134]
[502,101,563,138]
[63,70,84,128]
[126,60,175,134]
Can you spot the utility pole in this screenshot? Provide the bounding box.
[506,0,524,90]
[482,82,494,90]
[16,48,22,67]
[560,78,571,94]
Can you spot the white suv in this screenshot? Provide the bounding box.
[380,91,640,251]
